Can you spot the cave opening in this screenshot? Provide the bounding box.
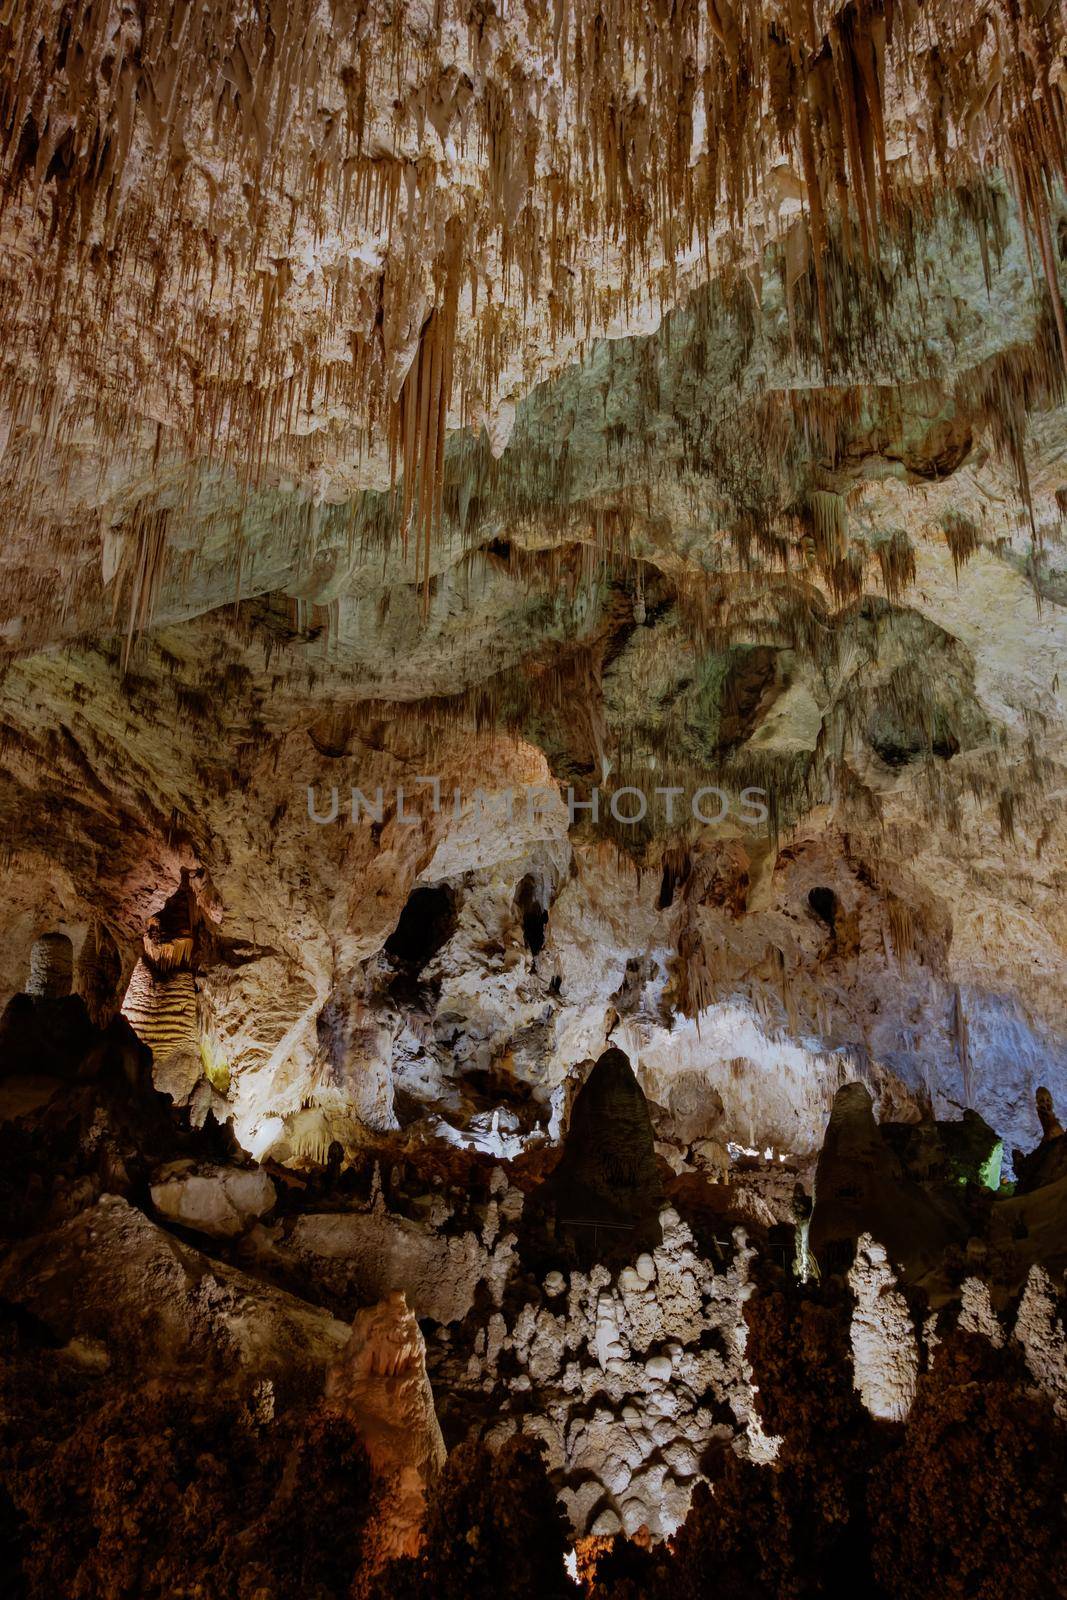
[514,874,549,956]
[808,886,839,930]
[384,884,459,972]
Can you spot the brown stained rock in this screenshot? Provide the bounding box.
[868,1332,1067,1600]
[279,1200,516,1325]
[0,1195,350,1398]
[895,414,974,480]
[716,648,780,750]
[1037,1086,1066,1142]
[149,1160,277,1239]
[325,1291,446,1563]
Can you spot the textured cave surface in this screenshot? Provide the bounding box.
[2,2,1067,1596]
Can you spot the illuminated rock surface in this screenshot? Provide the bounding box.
[2,3,1067,1595]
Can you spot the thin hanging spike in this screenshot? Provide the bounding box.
[1031,170,1067,376]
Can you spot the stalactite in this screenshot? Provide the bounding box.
[388,219,464,596]
[1,0,1065,571]
[941,510,981,577]
[111,504,171,672]
[951,984,974,1111]
[875,530,915,602]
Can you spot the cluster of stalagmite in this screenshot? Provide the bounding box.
[431,1208,775,1539]
[2,931,1067,1586]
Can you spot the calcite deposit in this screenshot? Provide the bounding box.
[431,1207,778,1540]
[324,1290,446,1561]
[2,2,1067,1596]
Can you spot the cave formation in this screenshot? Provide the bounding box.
[1,2,1067,1596]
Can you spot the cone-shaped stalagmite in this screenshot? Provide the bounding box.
[535,1046,665,1264]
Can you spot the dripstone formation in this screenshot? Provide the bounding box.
[531,1046,666,1267]
[2,2,1067,1596]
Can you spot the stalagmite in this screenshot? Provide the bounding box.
[26,933,73,999]
[1015,1264,1067,1422]
[847,1233,919,1422]
[325,1291,447,1563]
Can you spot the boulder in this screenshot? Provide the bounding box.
[151,1160,277,1238]
[0,1195,350,1396]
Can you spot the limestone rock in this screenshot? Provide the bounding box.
[429,1207,763,1540]
[282,1201,515,1324]
[847,1234,919,1422]
[533,1046,665,1264]
[1014,1264,1067,1421]
[325,1290,446,1561]
[989,1172,1067,1286]
[1014,1086,1067,1195]
[27,934,73,999]
[150,1161,277,1239]
[811,1083,967,1282]
[958,1277,1004,1346]
[0,1195,351,1395]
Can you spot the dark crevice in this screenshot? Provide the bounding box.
[808,886,838,930]
[514,874,549,956]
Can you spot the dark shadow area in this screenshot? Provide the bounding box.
[384,884,459,972]
[522,1047,665,1270]
[807,885,838,930]
[514,875,549,957]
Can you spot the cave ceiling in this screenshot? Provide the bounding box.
[0,0,1066,1169]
